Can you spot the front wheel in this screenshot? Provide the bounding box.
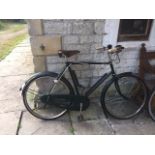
[100,73,148,119]
[22,72,74,120]
[148,87,155,121]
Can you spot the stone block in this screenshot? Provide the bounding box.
[95,64,105,69]
[71,64,90,70]
[94,21,105,34]
[94,35,103,43]
[75,71,81,78]
[93,50,105,62]
[80,36,94,44]
[92,70,99,77]
[72,22,94,35]
[63,35,79,44]
[27,19,43,36]
[64,72,71,79]
[63,44,90,54]
[33,56,46,72]
[80,35,103,44]
[46,56,63,64]
[43,21,72,35]
[78,78,91,88]
[77,53,93,61]
[30,36,62,56]
[47,63,64,72]
[81,70,93,78]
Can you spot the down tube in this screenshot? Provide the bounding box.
[85,72,111,97]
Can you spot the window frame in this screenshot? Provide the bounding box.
[117,19,153,42]
[103,19,155,48]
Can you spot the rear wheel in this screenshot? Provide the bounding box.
[22,72,74,120]
[148,88,155,121]
[101,73,147,119]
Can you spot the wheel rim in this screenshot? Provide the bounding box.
[24,76,71,120]
[104,76,146,119]
[149,90,155,121]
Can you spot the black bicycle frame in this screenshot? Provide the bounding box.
[57,61,117,97]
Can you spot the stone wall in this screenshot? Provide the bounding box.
[43,19,107,89]
[27,19,142,97]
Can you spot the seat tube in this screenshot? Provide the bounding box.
[56,62,70,80]
[68,66,80,95]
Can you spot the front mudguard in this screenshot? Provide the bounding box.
[100,71,146,99]
[100,72,148,118]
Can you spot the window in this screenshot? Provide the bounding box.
[117,19,153,42]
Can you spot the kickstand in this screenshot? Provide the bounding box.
[77,115,84,122]
[77,103,84,122]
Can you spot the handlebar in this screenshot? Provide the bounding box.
[96,44,125,64]
[96,44,125,54]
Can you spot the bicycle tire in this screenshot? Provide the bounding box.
[22,71,74,120]
[100,72,148,119]
[148,87,155,121]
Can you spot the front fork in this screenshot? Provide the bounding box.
[113,75,130,100]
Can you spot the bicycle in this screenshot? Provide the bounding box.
[20,45,148,120]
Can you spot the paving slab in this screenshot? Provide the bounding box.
[19,112,72,135]
[135,122,155,135]
[0,40,34,76]
[0,75,29,101]
[107,117,143,135]
[0,111,21,135]
[0,98,25,114]
[111,122,142,135]
[70,101,106,122]
[133,111,155,134]
[72,119,114,135]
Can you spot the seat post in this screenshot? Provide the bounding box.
[64,54,68,63]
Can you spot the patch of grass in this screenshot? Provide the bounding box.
[8,23,26,32]
[70,127,75,134]
[0,22,26,33]
[0,33,28,61]
[0,21,6,30]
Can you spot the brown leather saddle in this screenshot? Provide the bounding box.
[59,50,80,57]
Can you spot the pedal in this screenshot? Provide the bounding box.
[77,103,84,122]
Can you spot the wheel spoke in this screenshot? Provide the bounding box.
[103,74,147,119]
[23,74,73,120]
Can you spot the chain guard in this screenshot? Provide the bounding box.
[40,94,90,111]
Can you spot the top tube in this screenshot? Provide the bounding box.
[66,61,111,65]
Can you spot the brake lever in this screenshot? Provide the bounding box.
[117,53,120,63]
